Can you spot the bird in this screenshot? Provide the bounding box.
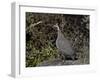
[53,23,76,60]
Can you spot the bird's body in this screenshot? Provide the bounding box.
[56,30,74,56]
[54,23,76,60]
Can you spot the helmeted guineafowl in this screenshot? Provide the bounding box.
[53,23,76,60]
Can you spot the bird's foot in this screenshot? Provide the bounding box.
[62,60,66,64]
[71,55,78,61]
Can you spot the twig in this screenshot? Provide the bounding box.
[26,21,43,31]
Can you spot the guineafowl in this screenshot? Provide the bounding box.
[53,23,77,60]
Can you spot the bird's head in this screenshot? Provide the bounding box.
[53,23,60,31]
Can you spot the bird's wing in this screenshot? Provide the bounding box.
[56,32,74,55]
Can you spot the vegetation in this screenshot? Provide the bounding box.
[26,12,89,67]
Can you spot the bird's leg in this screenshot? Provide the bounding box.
[62,54,66,63]
[58,51,66,63]
[71,53,78,61]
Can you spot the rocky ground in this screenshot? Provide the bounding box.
[37,59,83,66]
